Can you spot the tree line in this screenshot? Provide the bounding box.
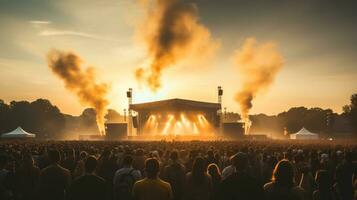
[0,93,356,138]
[0,99,122,139]
[225,93,357,137]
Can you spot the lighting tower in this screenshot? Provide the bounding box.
[217,86,223,135]
[218,86,223,105]
[126,88,133,136]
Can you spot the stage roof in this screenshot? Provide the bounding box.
[130,98,221,112]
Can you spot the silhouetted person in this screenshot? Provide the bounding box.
[184,157,213,200]
[73,151,88,178]
[0,154,10,200]
[313,170,336,200]
[207,163,221,199]
[67,156,107,200]
[162,151,185,200]
[114,155,141,200]
[62,149,76,176]
[38,149,71,200]
[97,148,117,183]
[264,159,304,200]
[333,152,354,200]
[221,154,237,180]
[133,149,146,175]
[217,152,264,200]
[16,154,40,200]
[132,158,172,200]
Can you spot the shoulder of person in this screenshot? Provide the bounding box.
[133,169,141,176]
[159,179,172,189]
[114,168,124,175]
[93,174,106,182]
[133,178,146,186]
[263,182,274,191]
[40,165,51,173]
[222,165,232,172]
[60,165,71,175]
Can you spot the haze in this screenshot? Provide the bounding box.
[0,0,356,116]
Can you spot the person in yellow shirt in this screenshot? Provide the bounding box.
[132,158,173,200]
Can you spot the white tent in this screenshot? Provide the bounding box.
[1,127,36,138]
[290,127,318,140]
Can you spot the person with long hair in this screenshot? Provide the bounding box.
[264,159,304,200]
[207,163,221,199]
[16,153,40,200]
[184,157,213,200]
[313,170,336,200]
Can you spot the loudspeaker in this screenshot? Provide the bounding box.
[222,122,244,139]
[126,91,132,98]
[105,123,127,140]
[132,116,138,128]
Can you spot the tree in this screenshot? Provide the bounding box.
[0,100,10,133]
[343,93,357,132]
[105,109,123,123]
[277,107,334,135]
[30,99,65,138]
[79,108,99,134]
[0,99,65,138]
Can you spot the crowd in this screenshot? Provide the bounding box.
[0,140,356,200]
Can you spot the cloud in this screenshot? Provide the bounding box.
[38,29,121,42]
[28,20,120,42]
[29,20,52,24]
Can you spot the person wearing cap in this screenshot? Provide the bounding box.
[132,158,173,200]
[216,152,264,200]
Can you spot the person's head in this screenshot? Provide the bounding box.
[272,159,294,188]
[79,151,88,160]
[123,155,133,167]
[170,151,179,162]
[48,149,61,164]
[85,156,98,174]
[145,158,160,179]
[315,170,331,191]
[207,163,221,177]
[232,152,248,172]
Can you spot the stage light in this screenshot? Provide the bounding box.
[193,122,199,134]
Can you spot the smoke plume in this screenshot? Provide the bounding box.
[136,0,218,92]
[233,37,284,121]
[47,49,109,134]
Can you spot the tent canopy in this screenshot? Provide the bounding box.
[290,127,318,140]
[1,127,36,138]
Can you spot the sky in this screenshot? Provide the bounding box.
[0,0,356,116]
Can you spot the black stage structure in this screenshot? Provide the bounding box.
[130,98,221,137]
